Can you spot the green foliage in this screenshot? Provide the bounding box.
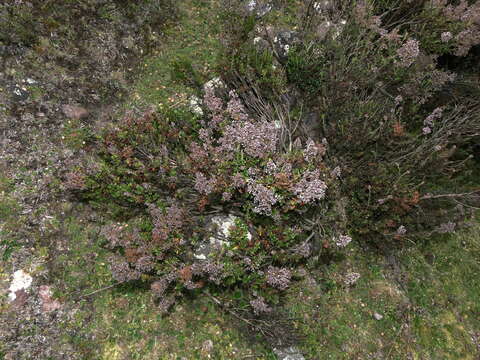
[285,43,327,96]
[0,177,21,260]
[171,56,205,88]
[220,42,287,100]
[81,107,196,218]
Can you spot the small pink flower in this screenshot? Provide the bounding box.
[422,126,432,135]
[441,31,453,43]
[336,235,352,247]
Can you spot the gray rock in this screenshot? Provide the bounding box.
[253,36,270,52]
[121,36,136,50]
[273,31,300,62]
[373,312,383,320]
[10,85,29,102]
[313,0,335,14]
[188,95,203,116]
[62,104,89,120]
[193,215,251,260]
[273,346,305,360]
[245,0,273,18]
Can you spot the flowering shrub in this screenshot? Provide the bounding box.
[76,79,345,313]
[72,0,480,315]
[396,39,420,68]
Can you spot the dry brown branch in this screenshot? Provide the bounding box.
[420,190,480,201]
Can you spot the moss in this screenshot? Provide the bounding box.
[284,224,480,359]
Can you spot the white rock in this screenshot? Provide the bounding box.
[193,215,252,260]
[189,95,204,116]
[313,0,334,13]
[210,215,252,243]
[193,253,207,260]
[246,0,272,17]
[203,77,225,92]
[8,270,33,302]
[273,346,305,360]
[374,312,383,320]
[202,339,214,353]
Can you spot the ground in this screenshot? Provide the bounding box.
[0,0,479,359]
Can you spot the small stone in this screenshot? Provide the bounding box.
[39,285,62,312]
[344,272,361,286]
[203,77,225,92]
[62,104,89,120]
[189,95,203,116]
[10,289,29,309]
[8,270,33,302]
[10,85,29,101]
[273,346,305,360]
[201,339,214,354]
[253,36,270,52]
[121,36,136,50]
[374,312,383,320]
[273,30,300,62]
[193,215,251,260]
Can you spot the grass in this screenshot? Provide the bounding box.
[0,176,23,261]
[127,0,223,110]
[285,223,480,359]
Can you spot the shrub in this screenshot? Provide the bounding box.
[218,0,480,243]
[76,83,346,313]
[72,0,480,314]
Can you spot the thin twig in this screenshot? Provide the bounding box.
[76,282,122,300]
[386,323,405,359]
[420,190,479,201]
[204,290,258,328]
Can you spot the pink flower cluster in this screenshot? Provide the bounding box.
[293,170,327,204]
[396,39,420,68]
[247,179,279,215]
[422,107,443,135]
[220,120,278,158]
[266,266,292,290]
